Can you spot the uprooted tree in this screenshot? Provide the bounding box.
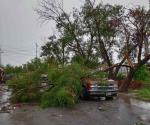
[117,7,150,92]
[36,0,150,92]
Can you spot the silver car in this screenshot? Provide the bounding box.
[81,79,118,100]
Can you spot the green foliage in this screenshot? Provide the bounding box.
[71,55,100,68]
[7,71,41,103]
[5,58,46,75]
[135,122,145,125]
[116,73,124,80]
[41,37,69,65]
[37,1,124,68]
[7,61,49,103]
[91,71,107,81]
[5,64,22,74]
[137,88,150,100]
[41,63,87,108]
[41,87,76,108]
[134,65,149,81]
[37,0,150,93]
[8,62,89,107]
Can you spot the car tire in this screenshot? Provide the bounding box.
[80,87,90,100]
[105,96,113,100]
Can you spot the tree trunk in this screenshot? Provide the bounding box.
[119,54,150,92]
[119,69,134,92]
[108,69,115,79]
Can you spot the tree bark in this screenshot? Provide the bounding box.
[119,69,135,92]
[119,54,150,92]
[108,69,115,79]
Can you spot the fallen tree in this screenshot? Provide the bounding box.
[36,0,150,92]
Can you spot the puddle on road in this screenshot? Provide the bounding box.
[130,98,150,110]
[0,86,11,102]
[130,99,150,123]
[120,93,150,110]
[0,85,13,113]
[120,94,150,123]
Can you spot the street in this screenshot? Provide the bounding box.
[0,94,150,125]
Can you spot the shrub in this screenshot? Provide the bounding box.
[116,73,124,80]
[40,63,85,107]
[137,88,150,99]
[8,62,89,106]
[41,87,76,108]
[91,71,107,81]
[7,70,42,103]
[134,65,149,81]
[8,62,106,107]
[71,55,100,68]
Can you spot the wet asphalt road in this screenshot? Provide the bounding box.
[0,94,150,125]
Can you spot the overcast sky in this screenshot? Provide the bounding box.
[0,0,149,66]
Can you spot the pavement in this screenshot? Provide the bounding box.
[0,93,150,125]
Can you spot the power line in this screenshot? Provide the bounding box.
[3,49,35,56]
[3,44,35,50]
[1,44,41,66]
[3,54,33,66]
[9,49,34,52]
[3,47,35,52]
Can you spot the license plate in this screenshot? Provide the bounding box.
[93,87,99,91]
[106,92,112,96]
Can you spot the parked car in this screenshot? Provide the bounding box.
[80,78,118,100]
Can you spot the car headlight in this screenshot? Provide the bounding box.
[113,84,118,90]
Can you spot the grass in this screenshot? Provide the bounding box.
[135,122,146,125]
[136,77,150,101]
[130,70,150,101]
[136,88,150,101]
[130,87,150,101]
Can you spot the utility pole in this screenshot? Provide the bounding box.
[62,0,63,9]
[0,47,3,66]
[35,43,38,59]
[35,43,38,68]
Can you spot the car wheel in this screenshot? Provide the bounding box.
[80,87,89,100]
[106,96,113,100]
